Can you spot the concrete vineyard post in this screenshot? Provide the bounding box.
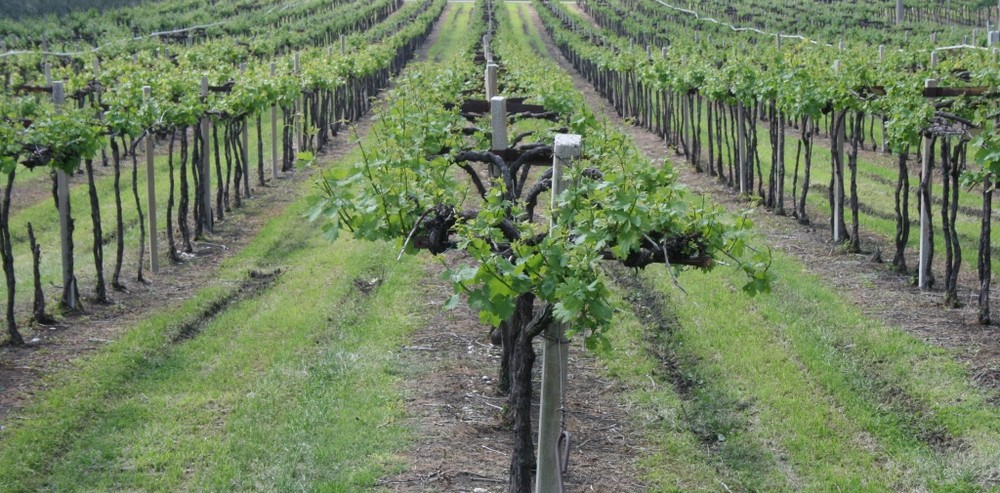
[990,31,1000,46]
[43,62,51,85]
[240,62,250,197]
[486,63,498,100]
[340,34,346,56]
[919,78,937,289]
[738,102,747,194]
[897,0,904,25]
[52,81,78,310]
[490,96,507,178]
[833,60,845,243]
[878,46,889,152]
[142,86,160,273]
[200,76,213,233]
[270,63,279,180]
[535,134,581,493]
[294,53,303,152]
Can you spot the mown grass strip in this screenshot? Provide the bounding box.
[517,4,1000,491]
[0,16,471,485]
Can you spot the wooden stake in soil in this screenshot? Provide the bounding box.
[919,78,937,289]
[536,134,580,493]
[143,86,159,273]
[53,81,78,310]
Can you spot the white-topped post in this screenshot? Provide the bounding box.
[200,76,213,233]
[52,81,78,310]
[919,78,937,289]
[486,63,498,100]
[142,86,159,273]
[490,96,508,178]
[535,133,581,493]
[270,62,279,180]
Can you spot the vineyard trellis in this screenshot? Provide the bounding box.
[534,0,1000,325]
[0,0,446,345]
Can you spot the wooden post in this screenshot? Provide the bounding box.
[486,63,498,100]
[535,133,581,493]
[142,86,159,273]
[919,78,937,289]
[200,76,213,233]
[52,81,77,309]
[490,96,507,178]
[270,63,279,180]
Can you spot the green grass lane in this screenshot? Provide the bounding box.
[0,4,463,487]
[518,4,1000,491]
[0,126,429,492]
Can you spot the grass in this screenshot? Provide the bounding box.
[0,7,467,485]
[424,1,474,63]
[0,115,431,491]
[514,4,1000,491]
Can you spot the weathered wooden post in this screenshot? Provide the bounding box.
[200,76,213,233]
[52,81,78,309]
[919,78,937,289]
[486,62,498,100]
[535,133,581,493]
[142,86,159,273]
[270,62,279,180]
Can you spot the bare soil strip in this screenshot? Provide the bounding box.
[381,253,650,492]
